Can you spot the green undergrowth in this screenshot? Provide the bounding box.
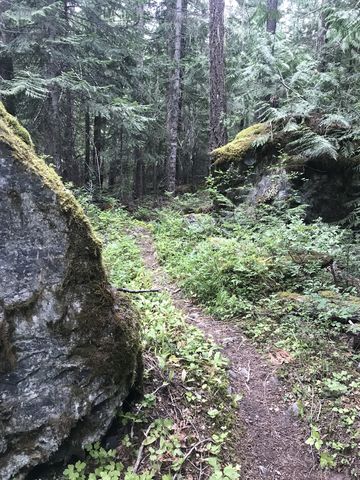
[152,195,360,477]
[64,200,241,480]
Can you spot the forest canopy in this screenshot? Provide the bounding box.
[0,0,359,210]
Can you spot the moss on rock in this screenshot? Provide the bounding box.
[212,123,269,166]
[0,102,100,248]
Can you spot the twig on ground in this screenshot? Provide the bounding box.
[246,360,251,383]
[173,438,212,480]
[133,425,152,473]
[117,287,161,294]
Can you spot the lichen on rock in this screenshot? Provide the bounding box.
[0,103,142,480]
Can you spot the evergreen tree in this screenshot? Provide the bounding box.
[166,0,184,193]
[209,0,227,152]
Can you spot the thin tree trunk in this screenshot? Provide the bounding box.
[0,54,16,115]
[61,0,77,184]
[317,0,329,72]
[133,2,145,199]
[260,0,279,112]
[45,0,75,181]
[209,0,227,153]
[134,148,144,198]
[166,0,183,193]
[84,108,91,184]
[109,126,121,188]
[48,88,63,173]
[178,0,188,186]
[93,115,105,189]
[153,160,158,195]
[266,0,278,34]
[0,1,16,115]
[63,91,78,183]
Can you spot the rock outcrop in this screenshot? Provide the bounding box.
[211,115,360,222]
[0,103,141,479]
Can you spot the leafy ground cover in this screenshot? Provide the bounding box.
[152,195,360,476]
[64,202,241,480]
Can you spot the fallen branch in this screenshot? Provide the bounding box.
[133,425,152,473]
[117,287,161,294]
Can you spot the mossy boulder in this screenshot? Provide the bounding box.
[211,115,360,222]
[212,123,269,166]
[0,104,142,479]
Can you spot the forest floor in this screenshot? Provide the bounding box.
[133,225,350,480]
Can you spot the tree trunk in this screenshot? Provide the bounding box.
[166,0,183,193]
[0,54,16,115]
[133,2,145,199]
[93,115,105,189]
[61,0,77,184]
[153,162,158,195]
[178,0,188,186]
[109,125,122,188]
[317,0,329,72]
[48,88,63,174]
[84,108,91,184]
[134,148,144,198]
[62,91,78,184]
[209,0,227,153]
[266,0,278,34]
[0,1,16,115]
[44,0,76,182]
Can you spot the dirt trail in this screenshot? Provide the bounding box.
[133,227,349,480]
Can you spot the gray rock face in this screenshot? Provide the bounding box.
[0,108,141,479]
[247,168,291,205]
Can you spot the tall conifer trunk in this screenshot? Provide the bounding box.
[166,0,183,193]
[46,0,76,183]
[0,1,16,115]
[263,0,279,110]
[177,0,188,185]
[62,0,77,184]
[209,0,227,153]
[93,115,105,189]
[266,0,278,34]
[84,108,91,184]
[317,0,329,72]
[0,55,15,115]
[134,2,145,198]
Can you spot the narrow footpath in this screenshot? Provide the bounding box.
[133,226,349,480]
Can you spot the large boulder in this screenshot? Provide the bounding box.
[0,103,142,479]
[211,116,360,222]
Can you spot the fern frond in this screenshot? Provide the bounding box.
[283,121,300,133]
[251,133,271,148]
[0,71,48,99]
[288,127,338,161]
[320,114,351,130]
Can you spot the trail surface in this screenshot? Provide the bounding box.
[133,226,349,480]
